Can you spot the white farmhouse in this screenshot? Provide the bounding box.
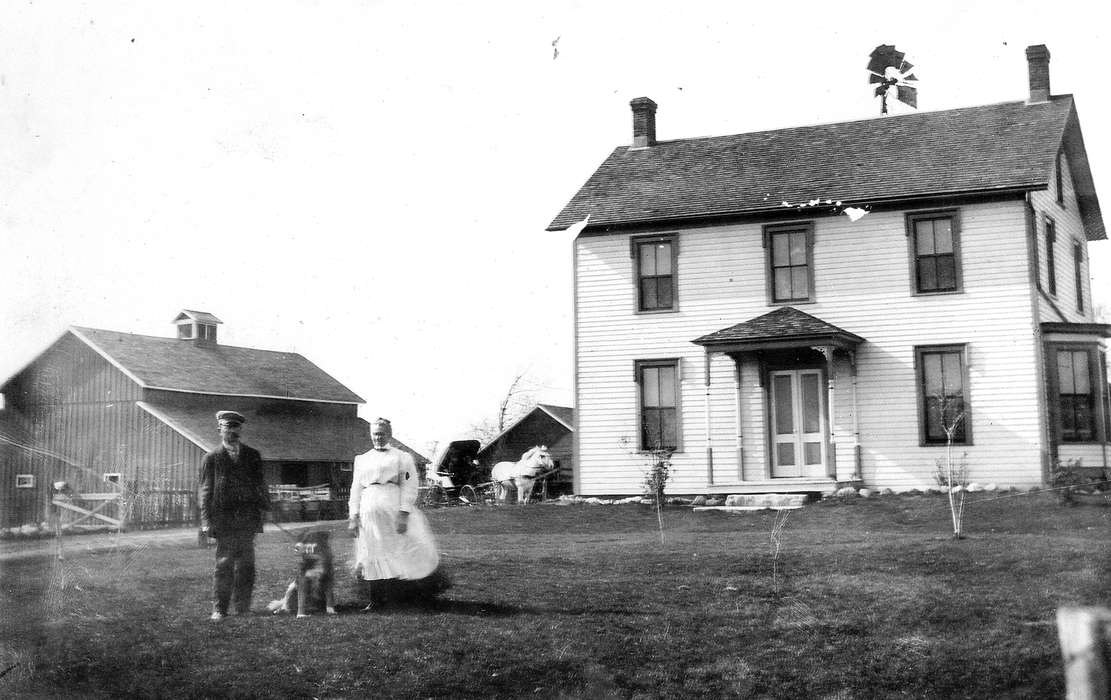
[548,45,1108,495]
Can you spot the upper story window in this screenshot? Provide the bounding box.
[1046,217,1058,296]
[636,358,681,452]
[765,223,814,303]
[907,211,962,295]
[1056,150,1066,207]
[915,344,971,445]
[632,235,678,312]
[1054,347,1097,442]
[1074,242,1085,313]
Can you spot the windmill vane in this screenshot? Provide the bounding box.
[868,44,918,115]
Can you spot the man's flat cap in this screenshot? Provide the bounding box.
[215,410,247,424]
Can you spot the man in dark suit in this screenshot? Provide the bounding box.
[198,410,271,620]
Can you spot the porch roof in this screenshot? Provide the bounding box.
[1040,321,1111,338]
[692,307,866,353]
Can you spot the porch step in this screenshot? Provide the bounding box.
[692,493,810,512]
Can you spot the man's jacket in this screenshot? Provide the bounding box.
[198,444,271,536]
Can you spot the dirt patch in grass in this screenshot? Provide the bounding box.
[1,493,1108,698]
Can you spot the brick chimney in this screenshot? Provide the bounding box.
[1026,44,1051,104]
[630,97,657,148]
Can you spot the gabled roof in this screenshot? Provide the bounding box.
[536,404,574,430]
[71,327,363,404]
[693,307,865,352]
[172,310,222,325]
[549,96,1105,240]
[388,437,431,466]
[476,404,574,457]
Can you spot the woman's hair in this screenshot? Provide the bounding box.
[371,417,392,429]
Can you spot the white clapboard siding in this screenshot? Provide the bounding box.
[1033,151,1096,324]
[575,197,1056,493]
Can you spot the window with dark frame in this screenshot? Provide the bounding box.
[767,225,813,303]
[1046,217,1057,296]
[637,359,679,451]
[634,237,676,312]
[1074,242,1085,313]
[916,345,970,445]
[908,212,960,294]
[1056,150,1065,206]
[1057,348,1095,442]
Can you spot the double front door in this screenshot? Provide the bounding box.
[769,369,827,478]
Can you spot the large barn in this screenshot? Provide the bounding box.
[0,310,396,529]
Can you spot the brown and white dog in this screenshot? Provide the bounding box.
[267,530,336,617]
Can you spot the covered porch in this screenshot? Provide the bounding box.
[691,307,867,494]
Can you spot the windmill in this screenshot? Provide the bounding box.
[868,44,918,115]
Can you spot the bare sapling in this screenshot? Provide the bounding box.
[640,444,673,544]
[935,393,967,539]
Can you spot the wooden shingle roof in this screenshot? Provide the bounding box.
[692,307,865,351]
[549,96,1105,240]
[72,327,363,404]
[139,402,370,462]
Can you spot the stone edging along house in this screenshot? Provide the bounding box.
[548,45,1109,496]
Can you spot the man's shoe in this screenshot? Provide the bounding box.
[210,611,226,621]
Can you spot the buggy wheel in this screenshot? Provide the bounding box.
[421,484,446,508]
[459,484,478,506]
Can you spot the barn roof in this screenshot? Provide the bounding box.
[548,96,1105,240]
[71,327,363,404]
[139,402,371,462]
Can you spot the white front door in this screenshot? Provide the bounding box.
[769,369,827,478]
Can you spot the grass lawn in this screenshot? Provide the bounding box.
[2,491,1109,698]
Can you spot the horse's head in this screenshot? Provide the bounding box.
[521,445,553,475]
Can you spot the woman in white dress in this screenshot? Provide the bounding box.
[348,417,446,606]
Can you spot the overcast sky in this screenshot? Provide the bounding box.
[2,1,1110,457]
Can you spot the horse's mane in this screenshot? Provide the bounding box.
[521,446,541,460]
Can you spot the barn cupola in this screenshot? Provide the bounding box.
[172,310,222,345]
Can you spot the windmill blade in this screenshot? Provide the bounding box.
[869,72,890,84]
[898,59,915,75]
[896,84,918,108]
[874,84,890,98]
[867,44,905,74]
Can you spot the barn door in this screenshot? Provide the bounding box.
[769,370,827,478]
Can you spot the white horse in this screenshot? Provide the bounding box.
[490,446,554,505]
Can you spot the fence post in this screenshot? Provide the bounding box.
[1058,606,1111,699]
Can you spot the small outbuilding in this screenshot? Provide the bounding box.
[476,404,574,497]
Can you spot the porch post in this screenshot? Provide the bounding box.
[734,355,744,481]
[817,345,837,479]
[850,350,862,480]
[704,351,714,485]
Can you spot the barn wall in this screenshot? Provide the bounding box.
[0,333,205,528]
